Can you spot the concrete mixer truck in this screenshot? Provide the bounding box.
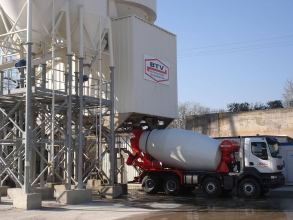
[126,128,285,199]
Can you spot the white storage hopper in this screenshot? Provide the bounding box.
[111,15,178,128]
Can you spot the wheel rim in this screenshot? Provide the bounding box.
[145,179,155,190]
[166,180,177,192]
[206,182,216,193]
[243,183,255,195]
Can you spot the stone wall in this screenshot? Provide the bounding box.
[185,108,293,140]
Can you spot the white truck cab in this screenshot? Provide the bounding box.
[243,137,284,174]
[216,136,285,198]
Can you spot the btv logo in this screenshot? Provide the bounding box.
[144,54,170,85]
[147,62,167,75]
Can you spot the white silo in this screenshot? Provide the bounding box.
[58,0,108,66]
[109,0,157,23]
[0,0,66,55]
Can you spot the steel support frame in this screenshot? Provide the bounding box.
[0,0,117,193]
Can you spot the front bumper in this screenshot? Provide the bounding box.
[261,172,285,189]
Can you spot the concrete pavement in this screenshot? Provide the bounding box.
[0,185,293,220]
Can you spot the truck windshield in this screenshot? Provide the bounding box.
[266,138,279,158]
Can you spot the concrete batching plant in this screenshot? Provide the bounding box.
[0,0,177,209]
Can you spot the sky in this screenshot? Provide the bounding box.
[155,0,293,110]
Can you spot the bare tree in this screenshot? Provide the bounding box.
[168,101,213,129]
[283,79,293,107]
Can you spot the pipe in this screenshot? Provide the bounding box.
[18,103,24,184]
[50,0,56,181]
[79,5,83,58]
[40,64,46,188]
[106,17,115,185]
[0,71,3,94]
[32,65,36,87]
[74,60,78,182]
[66,0,73,190]
[20,45,25,88]
[98,18,102,171]
[66,54,73,190]
[77,4,84,189]
[109,66,115,186]
[66,0,72,55]
[107,17,114,67]
[41,64,46,88]
[24,0,32,194]
[30,66,37,185]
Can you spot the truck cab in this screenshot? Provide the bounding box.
[217,136,285,198]
[243,137,284,173]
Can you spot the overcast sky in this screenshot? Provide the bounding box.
[155,0,293,110]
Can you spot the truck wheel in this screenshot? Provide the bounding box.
[142,175,159,194]
[202,177,222,198]
[163,176,180,195]
[239,178,260,199]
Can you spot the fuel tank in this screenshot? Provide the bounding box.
[138,128,222,171]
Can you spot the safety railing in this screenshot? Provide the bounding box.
[0,67,111,101]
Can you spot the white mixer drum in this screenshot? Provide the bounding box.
[139,128,222,171]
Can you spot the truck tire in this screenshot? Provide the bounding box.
[202,177,222,198]
[142,175,159,194]
[163,176,180,195]
[239,178,260,199]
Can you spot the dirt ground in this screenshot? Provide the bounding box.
[0,186,293,220]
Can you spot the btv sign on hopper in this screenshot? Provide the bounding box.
[144,54,170,85]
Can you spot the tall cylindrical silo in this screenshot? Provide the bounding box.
[58,0,108,65]
[109,0,157,23]
[0,0,66,55]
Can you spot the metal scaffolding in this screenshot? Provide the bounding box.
[0,0,116,194]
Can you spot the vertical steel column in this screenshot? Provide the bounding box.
[77,5,84,189]
[40,64,46,188]
[24,0,33,194]
[41,64,46,88]
[98,20,102,170]
[107,19,116,186]
[0,71,3,94]
[74,64,78,181]
[20,45,25,88]
[66,55,73,189]
[0,66,3,185]
[30,66,37,186]
[50,0,56,178]
[18,103,24,184]
[109,66,115,185]
[65,0,73,190]
[0,70,2,158]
